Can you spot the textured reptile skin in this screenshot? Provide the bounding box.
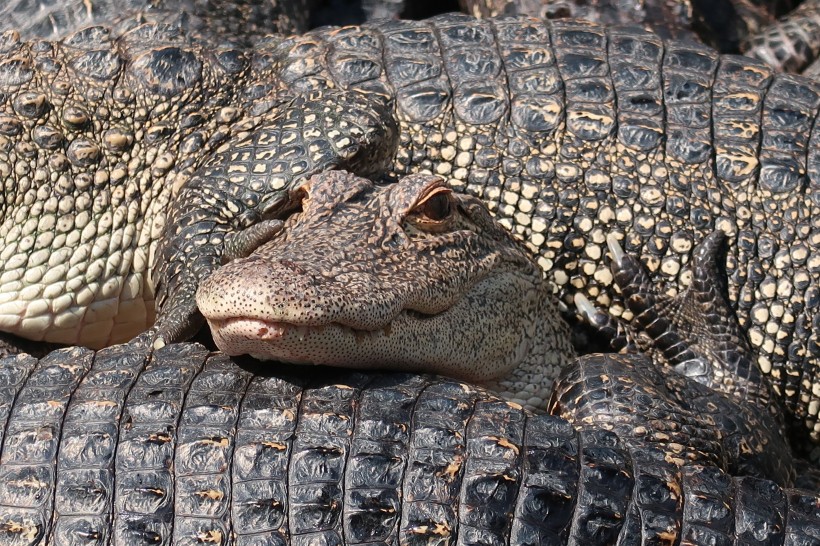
[460,0,798,51]
[743,0,820,73]
[3,15,820,435]
[211,14,820,436]
[0,338,815,545]
[0,0,311,43]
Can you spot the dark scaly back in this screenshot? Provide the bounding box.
[0,340,816,544]
[256,14,820,438]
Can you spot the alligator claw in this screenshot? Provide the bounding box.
[574,292,632,352]
[152,285,204,344]
[580,229,776,412]
[151,330,167,350]
[574,293,612,333]
[606,232,626,268]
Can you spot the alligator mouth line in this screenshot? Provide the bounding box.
[208,315,411,344]
[207,315,416,365]
[206,307,452,366]
[209,307,442,341]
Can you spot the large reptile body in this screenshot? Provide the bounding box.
[157,14,820,437]
[2,15,820,433]
[0,336,816,546]
[0,22,275,348]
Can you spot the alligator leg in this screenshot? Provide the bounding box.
[742,0,820,73]
[550,348,798,484]
[577,231,780,411]
[151,90,399,344]
[566,236,802,489]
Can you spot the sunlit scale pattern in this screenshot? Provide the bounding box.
[0,24,263,347]
[268,14,820,434]
[0,343,816,545]
[462,0,794,54]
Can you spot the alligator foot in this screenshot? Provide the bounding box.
[577,230,778,412]
[152,219,287,344]
[568,231,795,485]
[549,350,796,486]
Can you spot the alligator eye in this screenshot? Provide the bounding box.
[408,187,456,233]
[420,191,452,221]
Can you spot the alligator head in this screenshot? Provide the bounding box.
[196,170,574,408]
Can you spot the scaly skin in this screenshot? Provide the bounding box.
[0,23,396,348]
[3,15,820,436]
[0,0,311,44]
[0,22,266,348]
[0,300,813,544]
[197,171,574,411]
[460,0,797,51]
[743,0,820,73]
[159,14,820,437]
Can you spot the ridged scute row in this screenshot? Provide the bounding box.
[0,343,814,545]
[0,347,92,546]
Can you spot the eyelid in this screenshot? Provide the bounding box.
[406,188,457,233]
[415,185,453,207]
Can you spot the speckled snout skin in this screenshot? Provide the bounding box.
[197,170,574,410]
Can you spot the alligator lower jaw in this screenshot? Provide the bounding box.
[205,317,389,365]
[212,317,294,341]
[206,317,320,362]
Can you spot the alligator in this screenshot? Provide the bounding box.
[3,13,820,437]
[194,167,805,472]
[0,166,816,542]
[0,340,817,545]
[742,0,820,73]
[1,336,817,546]
[196,169,575,412]
[151,14,820,439]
